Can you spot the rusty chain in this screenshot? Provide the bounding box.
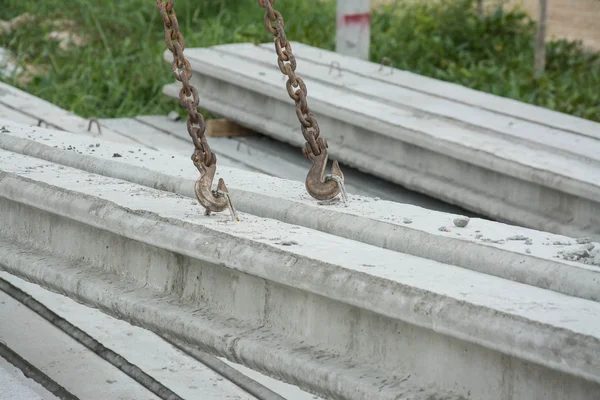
[156,0,238,219]
[156,0,215,167]
[257,0,346,204]
[257,0,326,158]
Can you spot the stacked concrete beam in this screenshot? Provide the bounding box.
[161,43,600,240]
[1,119,599,400]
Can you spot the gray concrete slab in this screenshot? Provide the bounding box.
[0,82,137,146]
[136,114,471,213]
[1,121,598,303]
[99,116,265,174]
[1,272,323,400]
[164,43,600,240]
[0,291,162,400]
[275,42,600,141]
[1,145,600,399]
[0,357,59,400]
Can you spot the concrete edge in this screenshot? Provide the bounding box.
[0,169,599,385]
[0,131,598,304]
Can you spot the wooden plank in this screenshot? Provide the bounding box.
[262,41,600,141]
[212,43,600,164]
[0,82,138,146]
[206,119,257,137]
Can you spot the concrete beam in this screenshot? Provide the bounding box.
[133,114,470,213]
[1,272,320,400]
[161,43,600,240]
[1,144,600,400]
[1,120,598,303]
[0,82,138,146]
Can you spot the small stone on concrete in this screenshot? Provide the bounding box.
[453,217,470,228]
[438,226,451,232]
[576,237,592,244]
[112,153,122,158]
[553,240,572,246]
[403,218,412,224]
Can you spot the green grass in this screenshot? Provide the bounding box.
[1,0,599,122]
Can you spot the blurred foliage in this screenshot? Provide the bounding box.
[0,0,598,121]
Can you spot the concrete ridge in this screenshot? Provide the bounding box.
[1,156,600,398]
[1,121,598,303]
[1,153,600,388]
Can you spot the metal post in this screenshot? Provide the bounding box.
[534,0,548,75]
[477,0,484,20]
[335,0,371,60]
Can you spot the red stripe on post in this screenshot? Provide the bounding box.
[343,12,370,25]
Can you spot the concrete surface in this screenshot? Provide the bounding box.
[1,121,598,304]
[163,43,600,240]
[0,291,162,400]
[1,146,600,399]
[0,272,322,400]
[133,114,472,213]
[0,357,59,400]
[0,82,137,146]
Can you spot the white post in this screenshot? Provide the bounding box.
[336,0,371,60]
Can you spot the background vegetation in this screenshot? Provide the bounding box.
[1,0,598,122]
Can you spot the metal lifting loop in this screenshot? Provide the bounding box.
[258,0,348,205]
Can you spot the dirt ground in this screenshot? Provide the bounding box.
[372,0,600,50]
[504,0,600,50]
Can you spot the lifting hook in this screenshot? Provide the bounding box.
[192,150,239,221]
[303,139,348,206]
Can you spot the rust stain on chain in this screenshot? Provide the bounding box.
[156,0,238,219]
[257,0,346,203]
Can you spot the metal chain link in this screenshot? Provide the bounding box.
[156,0,215,167]
[257,0,326,157]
